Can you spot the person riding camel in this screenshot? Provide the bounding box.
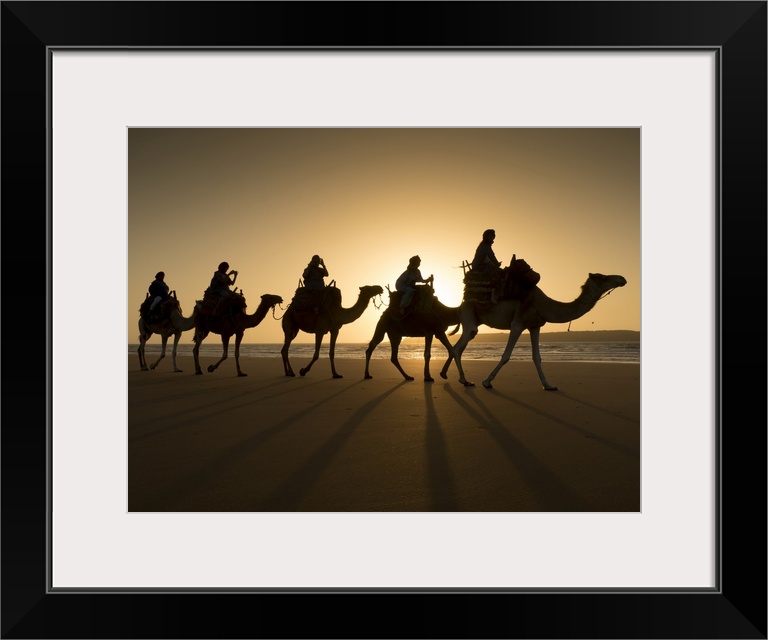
[395,255,433,316]
[471,229,503,274]
[469,229,506,303]
[148,271,171,315]
[210,261,238,314]
[302,255,328,290]
[298,255,331,314]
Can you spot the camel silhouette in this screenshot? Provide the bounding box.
[137,292,199,372]
[192,293,283,376]
[364,284,462,382]
[440,272,627,389]
[281,284,384,379]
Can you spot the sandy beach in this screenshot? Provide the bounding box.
[128,356,640,512]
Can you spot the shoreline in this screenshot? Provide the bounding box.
[130,341,640,365]
[129,356,640,512]
[132,353,638,364]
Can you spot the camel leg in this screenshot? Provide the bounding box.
[300,332,324,377]
[364,319,387,379]
[170,332,183,372]
[423,334,434,382]
[281,339,295,376]
[435,331,459,381]
[208,335,230,373]
[439,333,455,380]
[529,326,557,390]
[328,329,343,379]
[482,321,525,389]
[150,335,168,370]
[138,342,147,371]
[281,323,297,377]
[138,325,150,371]
[442,327,477,386]
[438,329,456,379]
[192,333,203,375]
[234,332,247,377]
[455,330,477,386]
[388,335,413,381]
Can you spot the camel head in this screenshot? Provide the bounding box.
[586,273,627,295]
[261,294,284,308]
[360,285,385,300]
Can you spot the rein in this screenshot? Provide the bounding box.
[271,303,287,321]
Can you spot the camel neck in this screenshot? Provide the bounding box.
[535,285,602,324]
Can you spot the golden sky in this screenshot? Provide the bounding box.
[129,128,640,344]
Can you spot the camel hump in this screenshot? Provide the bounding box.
[502,256,541,300]
[325,285,342,307]
[414,286,434,311]
[389,290,404,307]
[291,285,340,314]
[199,290,246,316]
[140,296,178,322]
[389,286,434,313]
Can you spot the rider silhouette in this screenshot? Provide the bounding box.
[395,256,433,314]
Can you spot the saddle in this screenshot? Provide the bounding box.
[462,269,505,304]
[289,285,341,317]
[503,256,541,300]
[462,254,540,304]
[389,285,434,315]
[139,293,179,323]
[199,288,247,317]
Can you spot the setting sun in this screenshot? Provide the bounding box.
[129,127,639,344]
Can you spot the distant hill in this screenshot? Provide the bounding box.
[404,330,639,343]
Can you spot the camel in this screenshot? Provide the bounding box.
[137,294,200,372]
[281,284,384,378]
[364,284,463,382]
[192,293,284,377]
[439,272,627,389]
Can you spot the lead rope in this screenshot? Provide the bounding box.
[272,303,287,321]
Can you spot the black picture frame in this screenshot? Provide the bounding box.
[2,2,765,638]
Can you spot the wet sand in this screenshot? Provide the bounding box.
[128,356,640,512]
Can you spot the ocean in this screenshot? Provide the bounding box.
[129,340,640,363]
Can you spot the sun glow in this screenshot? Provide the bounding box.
[129,128,640,344]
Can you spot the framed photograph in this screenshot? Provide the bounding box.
[3,2,765,638]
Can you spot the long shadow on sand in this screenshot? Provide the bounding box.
[253,382,408,511]
[444,384,589,511]
[549,390,639,425]
[129,376,329,443]
[423,385,460,511]
[133,381,360,511]
[486,388,639,460]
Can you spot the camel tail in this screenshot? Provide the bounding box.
[449,323,461,336]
